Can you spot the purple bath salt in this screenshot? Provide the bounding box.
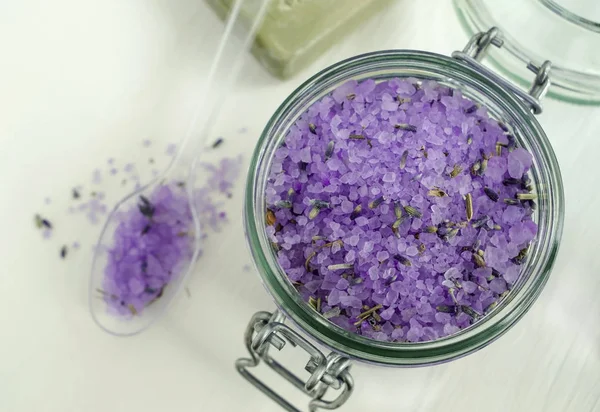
[265,78,537,343]
[102,183,196,316]
[100,155,242,317]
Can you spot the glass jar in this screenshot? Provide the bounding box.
[454,0,600,103]
[237,29,565,411]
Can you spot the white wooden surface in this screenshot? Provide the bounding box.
[1,1,600,411]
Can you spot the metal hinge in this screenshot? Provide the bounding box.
[235,311,354,412]
[452,27,552,115]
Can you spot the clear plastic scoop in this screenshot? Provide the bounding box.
[89,0,269,336]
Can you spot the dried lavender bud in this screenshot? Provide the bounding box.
[394,123,417,132]
[350,204,362,219]
[503,177,520,186]
[516,193,537,200]
[496,142,503,156]
[212,137,224,148]
[472,253,486,267]
[464,105,477,114]
[465,194,473,221]
[327,263,354,271]
[449,164,462,178]
[391,216,407,238]
[428,189,447,197]
[325,141,335,160]
[394,255,412,267]
[275,200,292,209]
[436,305,455,313]
[309,200,330,219]
[35,214,53,229]
[138,195,155,219]
[394,202,403,219]
[368,197,384,209]
[471,160,481,176]
[512,247,529,265]
[404,205,422,218]
[309,123,317,134]
[391,217,405,231]
[461,305,481,319]
[399,150,409,169]
[266,209,276,226]
[308,207,320,220]
[484,187,499,202]
[443,228,459,242]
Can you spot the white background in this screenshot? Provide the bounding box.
[1,1,600,411]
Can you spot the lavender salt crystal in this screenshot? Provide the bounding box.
[265,78,538,343]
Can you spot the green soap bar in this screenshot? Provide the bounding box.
[205,0,391,79]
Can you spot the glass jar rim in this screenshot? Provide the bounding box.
[245,49,564,366]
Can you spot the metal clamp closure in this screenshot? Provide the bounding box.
[452,27,552,115]
[235,311,354,412]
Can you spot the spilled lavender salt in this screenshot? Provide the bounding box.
[35,136,244,301]
[101,183,196,316]
[100,155,243,316]
[265,78,537,343]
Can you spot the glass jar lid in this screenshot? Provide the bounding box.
[454,0,600,104]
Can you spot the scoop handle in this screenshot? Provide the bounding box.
[173,0,269,168]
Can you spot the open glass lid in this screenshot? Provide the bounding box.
[454,0,600,104]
